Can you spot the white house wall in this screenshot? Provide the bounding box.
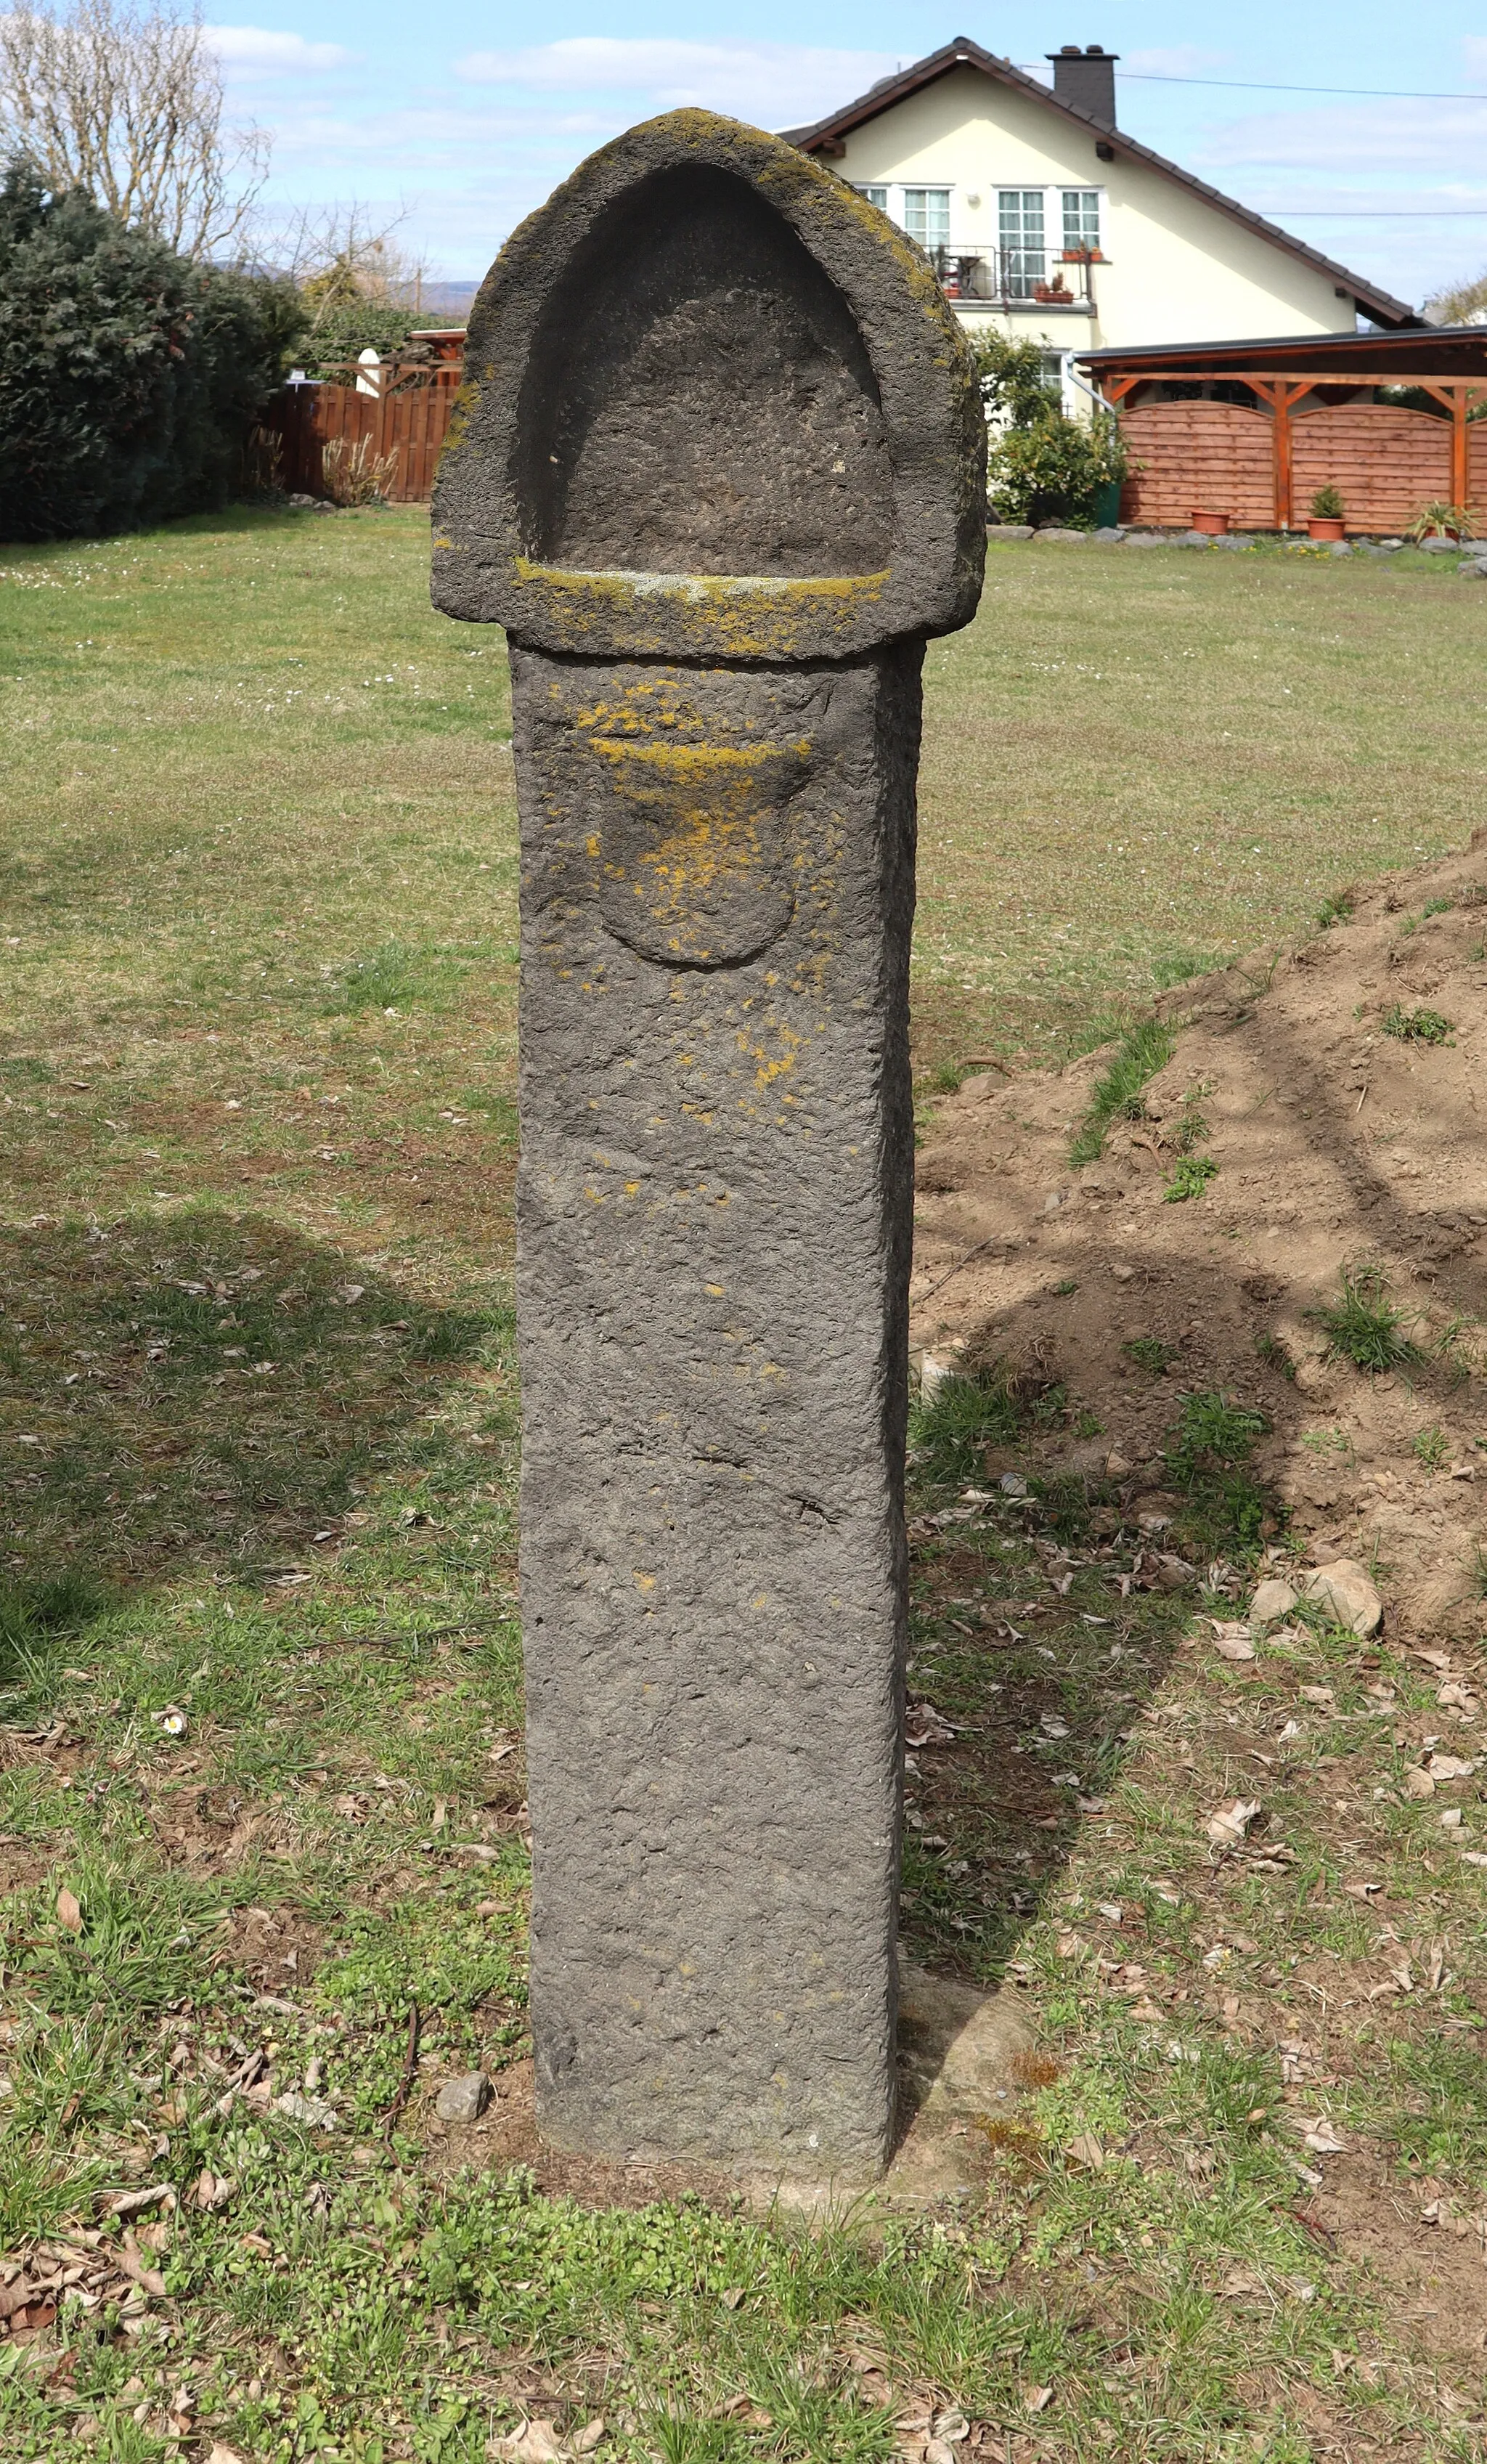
[829,65,1348,354]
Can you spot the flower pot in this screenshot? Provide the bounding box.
[1189,510,1231,534]
[1307,516,1345,541]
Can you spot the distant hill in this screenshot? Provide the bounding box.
[411,281,480,324]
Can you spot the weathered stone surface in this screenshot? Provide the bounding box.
[1300,1558,1382,1637]
[510,641,921,2174]
[1250,1576,1300,1623]
[435,2072,492,2124]
[434,113,985,667]
[431,107,984,2180]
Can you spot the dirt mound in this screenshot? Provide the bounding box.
[910,832,1487,1636]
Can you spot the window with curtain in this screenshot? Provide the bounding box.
[902,188,950,252]
[998,190,1045,296]
[1062,190,1101,253]
[854,184,889,211]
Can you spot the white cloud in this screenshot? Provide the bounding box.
[206,26,356,74]
[455,40,894,129]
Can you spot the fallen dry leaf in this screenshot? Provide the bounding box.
[1209,1621,1256,1662]
[114,2242,168,2298]
[1206,1799,1263,1849]
[1066,2133,1106,2171]
[1299,2118,1348,2155]
[55,1887,82,1935]
[205,2447,248,2464]
[1402,1768,1435,1800]
[571,2425,606,2458]
[1427,1754,1475,1781]
[494,2421,565,2463]
[1023,2384,1054,2415]
[905,1701,957,1747]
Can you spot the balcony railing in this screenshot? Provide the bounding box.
[927,242,1099,308]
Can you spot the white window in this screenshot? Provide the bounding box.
[1062,190,1101,253]
[902,188,950,253]
[853,184,889,212]
[998,190,1045,296]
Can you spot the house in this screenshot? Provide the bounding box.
[783,36,1417,404]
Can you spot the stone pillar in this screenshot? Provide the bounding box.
[433,110,985,2180]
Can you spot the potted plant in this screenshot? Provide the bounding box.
[1189,508,1231,534]
[1406,501,1478,546]
[1307,484,1346,541]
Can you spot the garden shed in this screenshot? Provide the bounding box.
[1077,326,1487,534]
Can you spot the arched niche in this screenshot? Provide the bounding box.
[514,164,893,580]
[432,110,985,663]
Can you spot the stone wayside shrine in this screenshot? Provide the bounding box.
[432,109,985,2181]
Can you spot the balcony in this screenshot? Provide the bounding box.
[927,243,1100,312]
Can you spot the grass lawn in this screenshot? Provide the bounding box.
[0,507,1483,2463]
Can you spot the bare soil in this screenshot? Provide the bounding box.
[910,831,1487,1631]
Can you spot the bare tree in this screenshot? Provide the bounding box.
[0,0,269,259]
[259,200,429,317]
[1425,269,1487,327]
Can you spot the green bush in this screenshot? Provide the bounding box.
[972,330,1126,528]
[299,298,420,378]
[986,410,1127,527]
[0,155,301,540]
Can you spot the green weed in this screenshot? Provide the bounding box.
[1316,889,1354,929]
[1253,1330,1297,1382]
[1313,1266,1423,1374]
[1150,948,1220,990]
[1171,1088,1210,1154]
[11,1852,233,2015]
[1163,1390,1271,1547]
[1381,1002,1453,1044]
[1123,1336,1177,1374]
[1069,1016,1176,1164]
[1413,1423,1450,1471]
[910,1365,1024,1483]
[1163,1154,1218,1203]
[322,938,467,1015]
[0,1569,110,1684]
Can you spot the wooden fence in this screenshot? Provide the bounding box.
[1111,377,1486,534]
[264,365,463,504]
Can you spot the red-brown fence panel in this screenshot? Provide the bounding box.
[263,369,463,503]
[1290,404,1451,533]
[1118,401,1275,529]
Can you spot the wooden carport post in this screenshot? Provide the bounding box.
[1247,380,1314,531]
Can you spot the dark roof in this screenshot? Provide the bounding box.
[1077,325,1487,378]
[783,35,1420,332]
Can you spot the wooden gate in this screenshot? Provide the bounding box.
[265,366,463,503]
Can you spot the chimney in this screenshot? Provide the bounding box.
[1047,44,1118,126]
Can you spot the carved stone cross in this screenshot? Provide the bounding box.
[433,109,985,2181]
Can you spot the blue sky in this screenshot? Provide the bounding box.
[209,5,1487,304]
